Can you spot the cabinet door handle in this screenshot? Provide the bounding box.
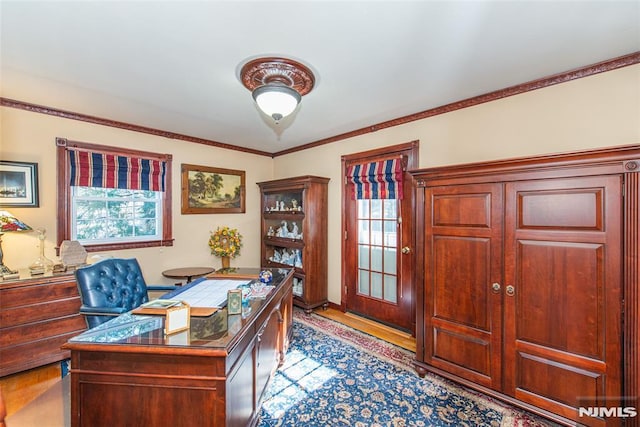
[401,246,411,254]
[491,283,501,293]
[506,285,515,296]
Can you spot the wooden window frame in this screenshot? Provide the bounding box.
[56,137,173,253]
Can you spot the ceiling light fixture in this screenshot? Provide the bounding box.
[240,57,315,123]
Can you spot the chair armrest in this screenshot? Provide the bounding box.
[148,284,179,292]
[79,306,128,316]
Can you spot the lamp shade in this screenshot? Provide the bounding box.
[252,85,301,122]
[0,210,32,233]
[240,57,315,124]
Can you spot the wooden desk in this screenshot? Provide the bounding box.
[63,268,293,427]
[161,266,215,283]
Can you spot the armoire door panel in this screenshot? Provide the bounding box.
[432,236,492,330]
[515,240,604,358]
[431,319,492,380]
[425,183,503,390]
[515,351,604,408]
[432,193,492,228]
[504,175,622,423]
[518,189,603,230]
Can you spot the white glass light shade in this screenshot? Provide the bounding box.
[252,85,301,122]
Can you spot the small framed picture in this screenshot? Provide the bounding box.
[227,289,242,314]
[0,161,39,207]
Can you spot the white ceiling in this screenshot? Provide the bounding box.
[1,1,638,154]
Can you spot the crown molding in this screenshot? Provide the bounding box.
[0,98,273,157]
[272,51,640,157]
[2,52,638,158]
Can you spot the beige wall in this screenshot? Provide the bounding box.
[1,65,638,294]
[273,64,640,303]
[0,107,273,283]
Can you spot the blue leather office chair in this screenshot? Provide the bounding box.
[75,258,177,328]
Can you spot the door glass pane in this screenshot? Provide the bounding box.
[358,245,369,269]
[383,247,396,273]
[358,220,369,243]
[358,199,369,218]
[371,220,382,245]
[371,272,383,298]
[384,275,397,303]
[371,200,382,219]
[384,220,396,246]
[384,199,397,218]
[371,246,383,271]
[358,269,369,294]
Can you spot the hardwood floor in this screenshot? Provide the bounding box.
[2,308,415,427]
[315,307,416,352]
[0,363,61,417]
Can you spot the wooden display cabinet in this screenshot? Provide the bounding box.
[258,176,329,312]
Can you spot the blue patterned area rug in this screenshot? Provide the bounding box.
[258,310,557,427]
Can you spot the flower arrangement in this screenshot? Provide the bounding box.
[208,226,243,258]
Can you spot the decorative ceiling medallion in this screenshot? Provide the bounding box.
[240,57,315,96]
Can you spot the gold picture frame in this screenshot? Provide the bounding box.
[165,302,191,335]
[181,164,246,214]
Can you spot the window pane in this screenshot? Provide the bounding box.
[371,246,383,272]
[105,188,133,198]
[76,220,107,240]
[135,201,157,218]
[358,245,369,269]
[384,275,397,303]
[383,247,396,273]
[371,272,382,298]
[76,187,104,197]
[135,219,157,236]
[108,201,132,218]
[109,219,134,237]
[358,269,369,295]
[76,200,107,220]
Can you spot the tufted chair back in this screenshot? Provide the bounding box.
[75,258,152,328]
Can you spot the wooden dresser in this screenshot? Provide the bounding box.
[0,272,87,377]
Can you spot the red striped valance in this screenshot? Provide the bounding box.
[68,150,166,191]
[347,158,404,200]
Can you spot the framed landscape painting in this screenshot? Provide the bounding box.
[181,164,245,214]
[0,161,39,207]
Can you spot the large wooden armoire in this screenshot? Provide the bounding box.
[411,146,640,427]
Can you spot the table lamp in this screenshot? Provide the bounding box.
[0,210,32,276]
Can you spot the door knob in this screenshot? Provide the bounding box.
[506,285,515,296]
[401,246,411,254]
[492,283,501,293]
